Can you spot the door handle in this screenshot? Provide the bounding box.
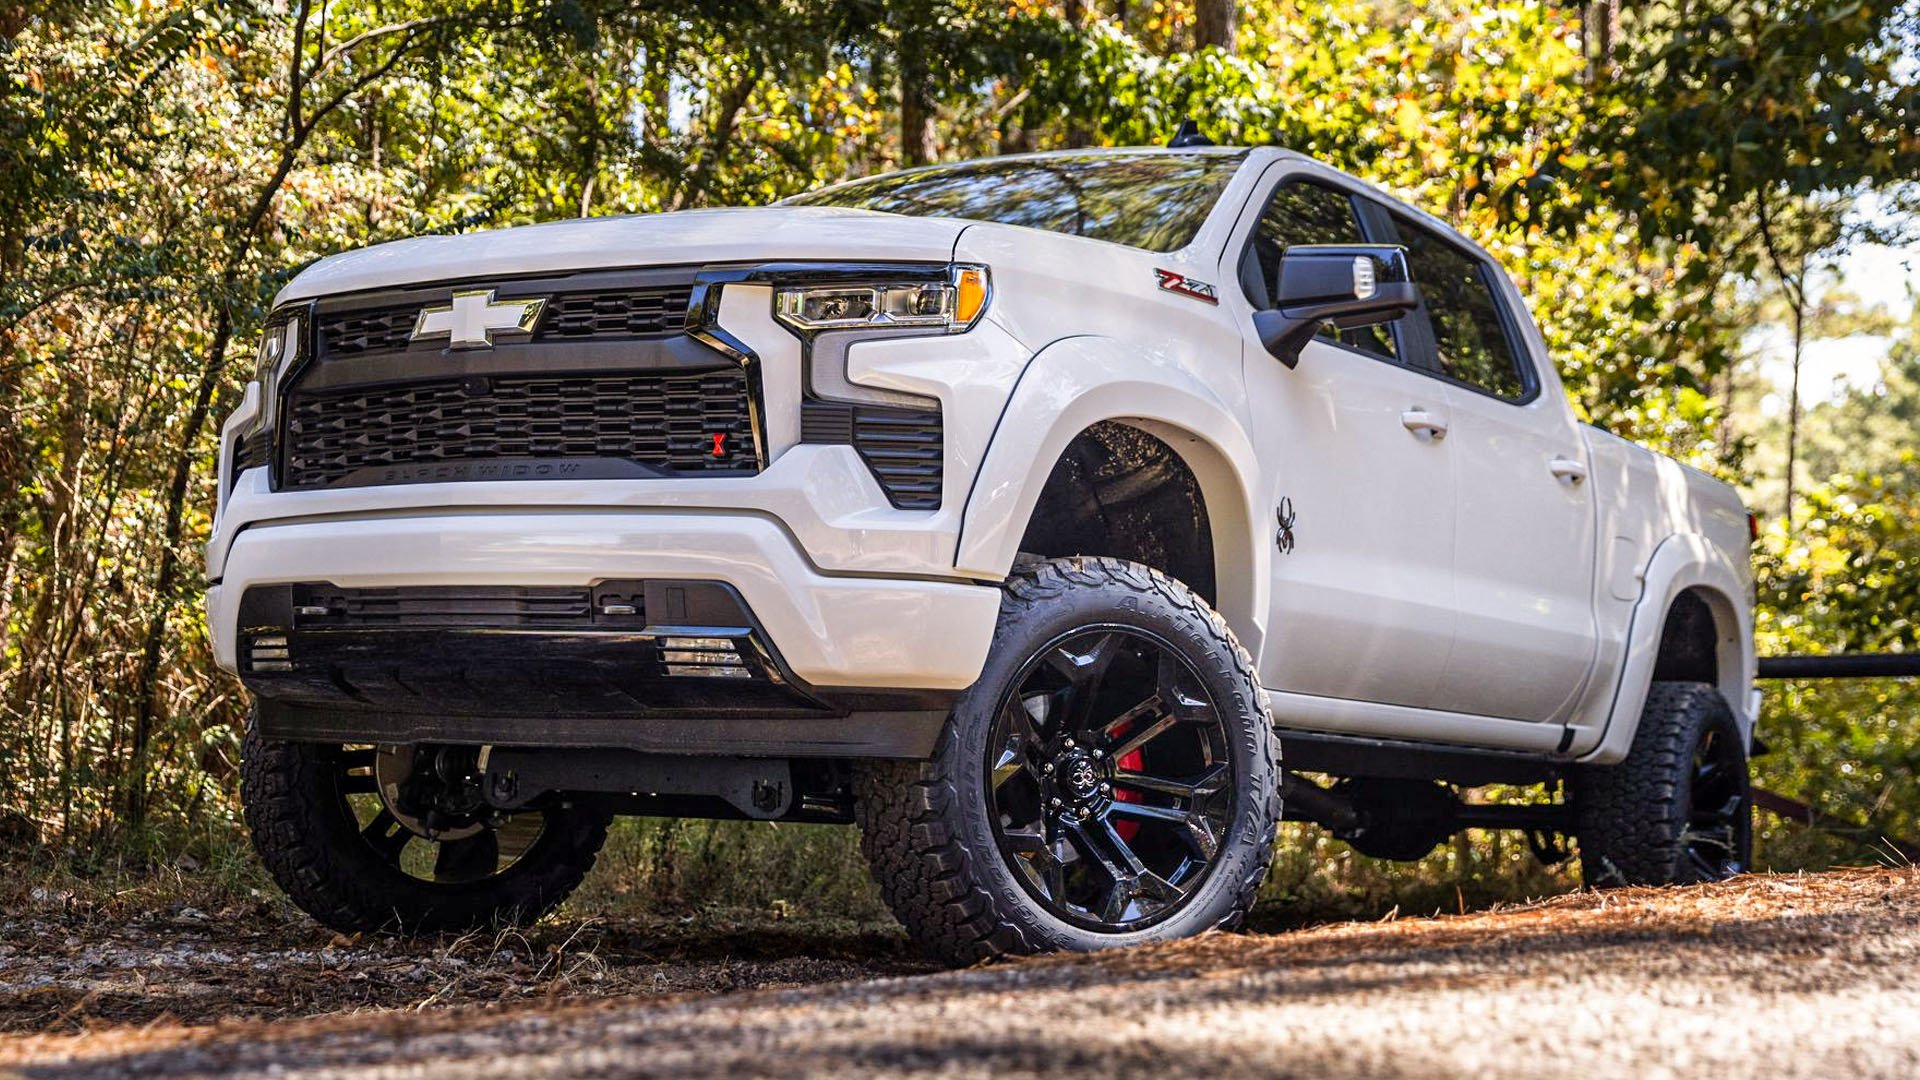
[1549,457,1589,485]
[1400,409,1449,441]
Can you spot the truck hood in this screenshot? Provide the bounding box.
[272,206,972,307]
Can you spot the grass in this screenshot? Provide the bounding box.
[2,802,1893,936]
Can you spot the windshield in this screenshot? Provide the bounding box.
[786,150,1248,253]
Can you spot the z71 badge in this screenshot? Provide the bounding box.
[1154,269,1219,304]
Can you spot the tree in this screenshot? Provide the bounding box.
[1194,0,1236,50]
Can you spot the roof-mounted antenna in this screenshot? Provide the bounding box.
[1167,119,1215,148]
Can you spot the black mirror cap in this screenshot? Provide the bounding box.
[1257,244,1420,367]
[1272,244,1411,307]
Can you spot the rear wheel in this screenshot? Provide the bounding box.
[1573,681,1752,887]
[241,723,612,933]
[856,557,1280,963]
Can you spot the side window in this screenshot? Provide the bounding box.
[1392,215,1528,399]
[1244,181,1396,361]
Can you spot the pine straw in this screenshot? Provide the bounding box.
[4,866,1916,1078]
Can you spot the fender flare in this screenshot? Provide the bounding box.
[953,335,1268,657]
[1576,532,1756,764]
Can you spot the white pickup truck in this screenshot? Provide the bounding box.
[210,141,1758,961]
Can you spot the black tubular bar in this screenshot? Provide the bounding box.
[1756,654,1920,679]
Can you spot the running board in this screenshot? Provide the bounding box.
[1277,729,1566,787]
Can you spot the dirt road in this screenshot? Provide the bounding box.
[4,868,1917,1078]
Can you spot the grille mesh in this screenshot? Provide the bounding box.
[316,285,694,358]
[290,584,601,627]
[230,429,270,483]
[321,307,415,357]
[851,407,943,510]
[802,401,943,510]
[282,370,757,489]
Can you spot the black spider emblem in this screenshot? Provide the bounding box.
[1275,498,1297,554]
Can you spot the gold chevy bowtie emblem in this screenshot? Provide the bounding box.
[410,289,546,350]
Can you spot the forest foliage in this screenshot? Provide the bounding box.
[1,0,1917,893]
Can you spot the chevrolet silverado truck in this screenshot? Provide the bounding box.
[211,142,1758,961]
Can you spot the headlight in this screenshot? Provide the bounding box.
[253,321,287,386]
[251,315,299,428]
[774,265,989,333]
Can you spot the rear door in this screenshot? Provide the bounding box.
[1386,212,1599,722]
[1238,177,1459,709]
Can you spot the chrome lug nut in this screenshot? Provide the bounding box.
[1041,762,1055,774]
[1091,748,1104,759]
[1049,797,1063,808]
[1063,738,1076,749]
[1099,782,1111,793]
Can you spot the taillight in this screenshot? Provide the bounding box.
[1747,511,1760,545]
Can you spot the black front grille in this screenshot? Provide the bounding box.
[316,285,694,358]
[230,428,270,484]
[282,369,757,489]
[541,288,692,339]
[852,408,943,510]
[288,583,640,628]
[802,401,943,510]
[322,307,416,357]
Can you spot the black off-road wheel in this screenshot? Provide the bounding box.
[1573,681,1753,888]
[855,556,1281,964]
[241,723,613,933]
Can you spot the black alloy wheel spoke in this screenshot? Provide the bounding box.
[1686,848,1721,880]
[336,747,380,794]
[361,809,413,865]
[336,772,380,795]
[1107,801,1221,860]
[1078,817,1186,922]
[1001,823,1048,857]
[1692,792,1746,827]
[1100,692,1167,744]
[433,829,502,883]
[1157,651,1214,723]
[1682,723,1749,878]
[990,697,1045,792]
[1113,762,1230,801]
[1108,714,1178,763]
[1066,814,1143,882]
[1044,632,1124,733]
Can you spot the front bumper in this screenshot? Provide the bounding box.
[208,508,1001,703]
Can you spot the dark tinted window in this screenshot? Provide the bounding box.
[1247,180,1394,361]
[1393,215,1526,399]
[785,151,1246,253]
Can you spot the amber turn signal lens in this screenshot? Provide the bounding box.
[955,267,988,326]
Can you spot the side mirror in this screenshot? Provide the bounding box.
[1252,244,1420,368]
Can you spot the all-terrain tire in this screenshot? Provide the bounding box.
[1573,681,1753,888]
[854,556,1281,964]
[241,724,613,933]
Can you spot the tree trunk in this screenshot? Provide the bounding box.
[1784,302,1804,522]
[1195,0,1236,51]
[1583,0,1620,82]
[899,49,936,167]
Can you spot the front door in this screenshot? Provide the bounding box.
[1239,177,1459,709]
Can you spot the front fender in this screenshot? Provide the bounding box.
[953,335,1267,656]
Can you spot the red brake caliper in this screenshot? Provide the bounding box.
[1109,722,1143,842]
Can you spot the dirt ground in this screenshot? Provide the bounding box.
[2,867,1916,1079]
